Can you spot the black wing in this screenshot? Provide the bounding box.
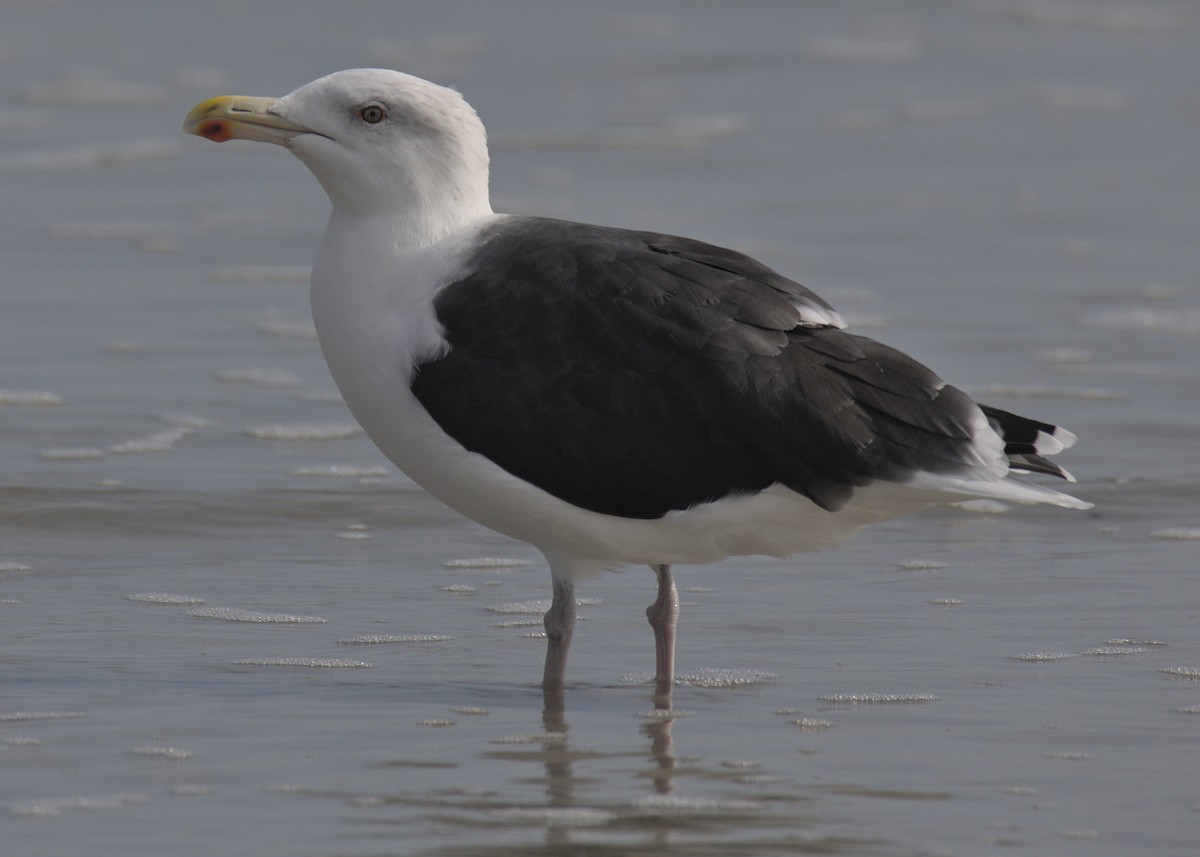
[411,217,991,519]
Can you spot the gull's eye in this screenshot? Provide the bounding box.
[357,103,387,124]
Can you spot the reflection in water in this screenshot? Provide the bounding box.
[417,688,859,857]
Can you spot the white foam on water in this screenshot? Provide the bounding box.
[128,745,193,760]
[488,732,567,745]
[1083,646,1148,656]
[1151,528,1200,541]
[232,658,372,668]
[898,558,949,570]
[9,791,150,819]
[792,718,834,730]
[1159,667,1200,678]
[245,423,360,441]
[217,368,303,388]
[183,607,327,624]
[1082,307,1200,334]
[108,426,193,454]
[0,390,63,406]
[291,464,389,478]
[1011,652,1079,662]
[819,693,937,704]
[337,634,450,645]
[487,597,602,614]
[620,668,775,688]
[491,807,616,827]
[160,413,216,429]
[0,561,33,573]
[0,711,83,722]
[442,557,530,569]
[631,794,763,814]
[127,592,207,605]
[38,448,106,461]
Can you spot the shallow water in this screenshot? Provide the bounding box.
[3,1,1200,855]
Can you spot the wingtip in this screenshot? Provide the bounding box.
[1050,425,1079,451]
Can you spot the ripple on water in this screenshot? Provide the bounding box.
[108,426,194,454]
[128,745,193,760]
[231,657,372,668]
[127,592,207,605]
[442,557,530,569]
[1105,638,1166,647]
[291,464,389,478]
[244,423,360,441]
[819,693,937,704]
[1151,528,1200,541]
[0,711,84,722]
[217,368,303,388]
[1011,652,1079,662]
[1083,307,1200,334]
[631,794,764,815]
[9,792,150,819]
[183,607,327,624]
[487,597,602,614]
[1084,646,1149,656]
[1160,666,1200,678]
[336,634,450,645]
[38,448,106,461]
[491,807,616,827]
[0,389,64,405]
[488,732,567,745]
[621,668,775,688]
[898,558,949,570]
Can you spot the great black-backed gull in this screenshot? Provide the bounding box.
[185,69,1090,696]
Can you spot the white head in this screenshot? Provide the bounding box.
[185,69,493,239]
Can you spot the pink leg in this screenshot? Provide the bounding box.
[646,564,679,695]
[542,577,575,691]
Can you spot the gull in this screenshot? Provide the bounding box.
[185,69,1089,696]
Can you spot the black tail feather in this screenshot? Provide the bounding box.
[980,404,1077,482]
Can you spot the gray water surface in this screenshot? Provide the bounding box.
[3,2,1199,855]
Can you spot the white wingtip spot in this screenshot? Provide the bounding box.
[1049,426,1078,451]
